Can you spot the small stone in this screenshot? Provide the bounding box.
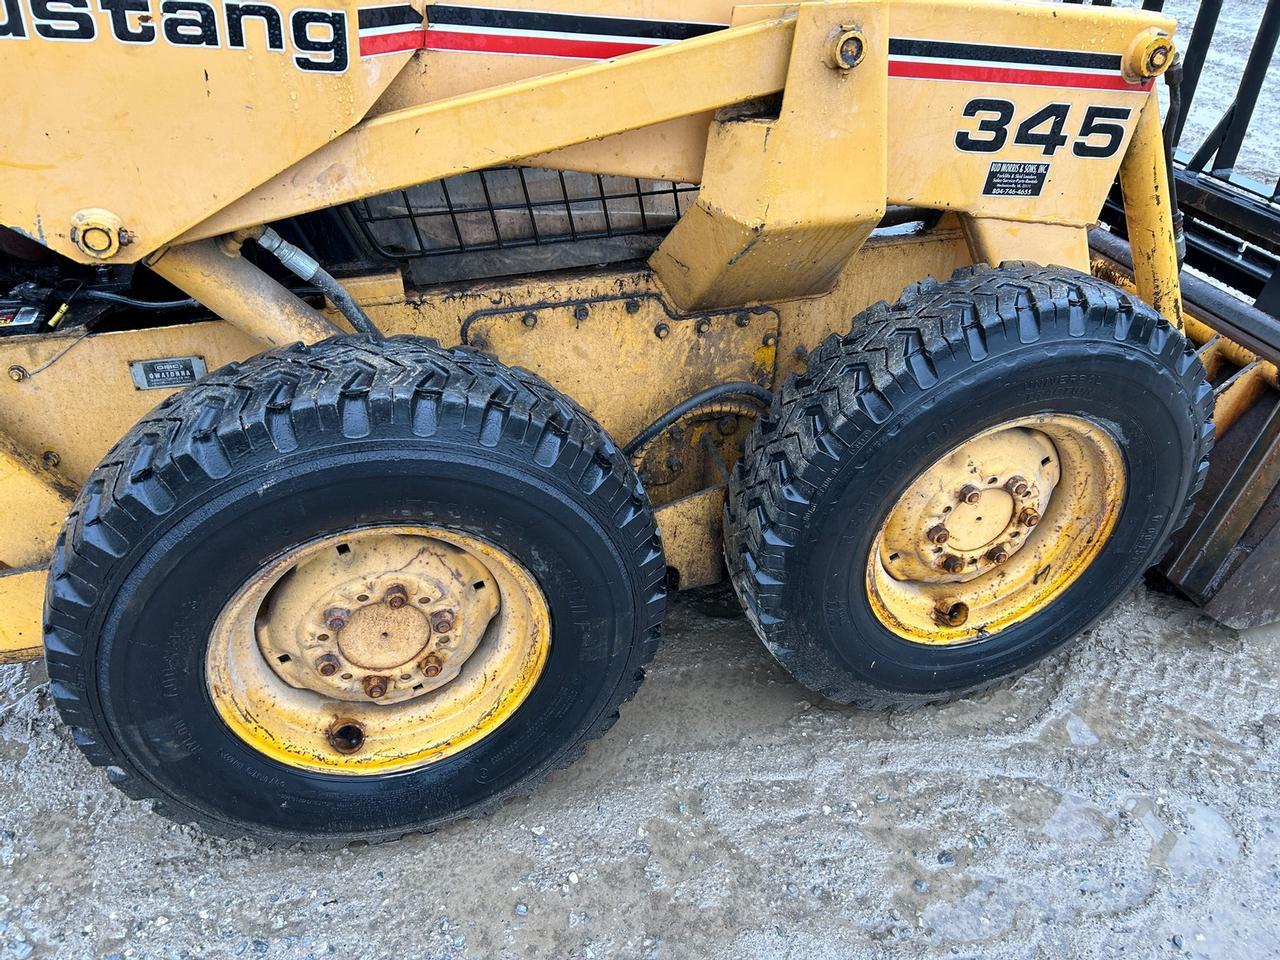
[531,826,545,836]
[568,872,579,884]
[1172,934,1184,948]
[452,936,465,947]
[913,879,928,893]
[822,805,832,815]
[937,851,956,867]
[514,902,528,917]
[11,945,33,960]
[973,835,989,850]
[253,942,268,955]
[785,884,798,897]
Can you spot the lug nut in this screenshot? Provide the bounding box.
[1020,508,1041,527]
[939,554,965,575]
[933,600,969,627]
[324,606,349,632]
[363,675,389,699]
[1005,476,1030,498]
[315,654,340,677]
[959,484,981,505]
[420,653,443,678]
[384,584,408,610]
[431,610,455,634]
[927,524,950,545]
[985,543,1010,565]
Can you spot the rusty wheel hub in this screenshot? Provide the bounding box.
[867,414,1125,645]
[206,526,550,774]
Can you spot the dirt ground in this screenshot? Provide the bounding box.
[1,584,1278,960]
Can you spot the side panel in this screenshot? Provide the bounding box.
[0,0,415,262]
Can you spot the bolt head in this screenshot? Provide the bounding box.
[431,610,455,634]
[654,323,670,340]
[985,544,1010,565]
[421,653,443,678]
[927,524,950,546]
[41,450,60,469]
[7,365,27,383]
[696,319,712,334]
[1020,508,1041,527]
[959,485,981,505]
[363,676,389,699]
[315,654,340,677]
[522,312,538,328]
[384,585,408,610]
[940,554,965,575]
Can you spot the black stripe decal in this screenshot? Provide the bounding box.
[427,4,725,41]
[888,38,1121,72]
[359,4,423,30]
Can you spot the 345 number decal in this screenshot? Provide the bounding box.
[955,100,1132,159]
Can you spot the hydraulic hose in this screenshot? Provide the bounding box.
[255,228,384,339]
[623,382,774,458]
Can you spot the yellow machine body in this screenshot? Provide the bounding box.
[0,0,1192,658]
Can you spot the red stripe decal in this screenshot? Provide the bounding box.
[889,59,1154,92]
[422,29,657,59]
[359,29,426,56]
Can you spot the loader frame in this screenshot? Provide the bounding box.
[0,0,1192,658]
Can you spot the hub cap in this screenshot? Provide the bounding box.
[206,526,550,774]
[866,414,1125,645]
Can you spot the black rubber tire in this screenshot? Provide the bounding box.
[44,336,666,845]
[725,263,1214,708]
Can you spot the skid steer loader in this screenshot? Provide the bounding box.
[1,0,1277,844]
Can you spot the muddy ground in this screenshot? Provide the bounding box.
[1,584,1278,960]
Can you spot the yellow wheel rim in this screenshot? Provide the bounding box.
[866,414,1125,645]
[206,525,550,775]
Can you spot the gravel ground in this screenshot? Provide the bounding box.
[1,584,1278,960]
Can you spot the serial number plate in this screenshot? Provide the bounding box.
[129,356,207,390]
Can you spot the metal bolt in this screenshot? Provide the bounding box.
[933,600,969,628]
[1020,508,1041,527]
[384,584,408,610]
[324,607,349,632]
[927,524,950,546]
[573,304,589,321]
[959,484,981,505]
[1005,476,1030,498]
[522,312,538,328]
[654,323,670,340]
[326,719,366,755]
[763,333,778,347]
[7,365,27,383]
[985,543,1010,565]
[41,450,60,469]
[431,610,455,634]
[625,299,641,314]
[1146,45,1171,73]
[735,312,751,328]
[315,654,340,677]
[363,675,389,699]
[696,318,712,335]
[420,653,443,678]
[940,554,965,575]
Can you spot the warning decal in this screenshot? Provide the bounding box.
[982,161,1051,197]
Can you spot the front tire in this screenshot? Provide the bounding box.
[725,263,1213,708]
[45,336,665,844]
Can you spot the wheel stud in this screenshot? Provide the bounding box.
[431,610,455,634]
[420,653,443,678]
[985,543,1010,565]
[324,606,349,632]
[315,654,340,677]
[959,484,981,504]
[363,675,389,699]
[384,584,408,609]
[1004,476,1030,497]
[1020,508,1041,527]
[939,554,965,574]
[927,524,950,545]
[933,600,969,627]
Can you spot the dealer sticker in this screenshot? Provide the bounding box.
[129,356,207,390]
[982,161,1051,198]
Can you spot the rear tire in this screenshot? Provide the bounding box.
[725,263,1214,708]
[44,336,665,845]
